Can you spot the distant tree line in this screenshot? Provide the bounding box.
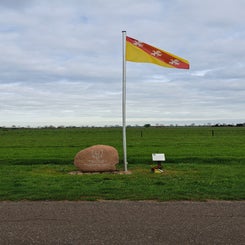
[0,122,245,129]
[212,123,245,127]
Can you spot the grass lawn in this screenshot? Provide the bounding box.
[0,127,244,201]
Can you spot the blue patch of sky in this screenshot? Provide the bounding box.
[79,15,89,24]
[0,25,19,33]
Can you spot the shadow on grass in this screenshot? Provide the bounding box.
[1,156,244,167]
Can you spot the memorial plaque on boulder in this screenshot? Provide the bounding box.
[74,145,119,172]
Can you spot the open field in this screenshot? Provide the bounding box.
[0,126,244,201]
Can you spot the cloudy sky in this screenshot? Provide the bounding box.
[0,0,244,127]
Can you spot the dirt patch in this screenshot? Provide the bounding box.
[68,170,132,175]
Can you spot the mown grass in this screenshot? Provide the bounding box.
[0,127,244,201]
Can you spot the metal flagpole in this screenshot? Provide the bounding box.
[122,30,128,172]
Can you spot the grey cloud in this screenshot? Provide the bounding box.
[0,0,33,9]
[0,0,244,126]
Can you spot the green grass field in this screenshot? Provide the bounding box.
[0,126,244,201]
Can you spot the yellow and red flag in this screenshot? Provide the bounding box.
[126,36,189,69]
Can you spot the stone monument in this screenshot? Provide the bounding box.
[74,145,119,172]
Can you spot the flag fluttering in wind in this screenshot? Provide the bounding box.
[122,32,190,172]
[126,36,189,69]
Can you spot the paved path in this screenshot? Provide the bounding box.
[0,201,244,244]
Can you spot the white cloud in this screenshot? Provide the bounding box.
[0,0,244,127]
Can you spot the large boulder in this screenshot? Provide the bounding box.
[74,145,119,172]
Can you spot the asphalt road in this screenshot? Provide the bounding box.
[0,201,244,245]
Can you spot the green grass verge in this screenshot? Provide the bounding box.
[0,163,244,201]
[0,127,244,201]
